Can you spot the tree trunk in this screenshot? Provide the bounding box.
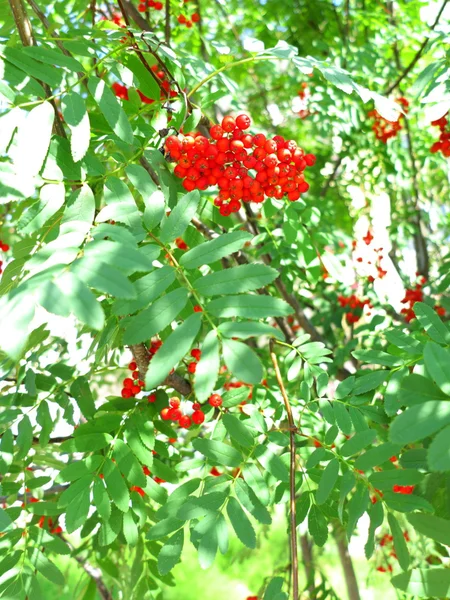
[333,525,361,600]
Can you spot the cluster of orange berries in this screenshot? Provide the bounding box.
[352,233,387,282]
[159,393,222,429]
[0,239,9,275]
[137,0,163,11]
[176,12,200,27]
[338,294,372,324]
[376,530,410,573]
[400,276,445,323]
[165,114,315,216]
[368,97,409,143]
[430,113,450,157]
[121,340,162,398]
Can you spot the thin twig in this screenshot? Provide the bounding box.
[164,0,170,46]
[270,339,299,600]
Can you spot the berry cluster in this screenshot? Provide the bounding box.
[400,276,445,323]
[121,340,162,398]
[392,484,415,494]
[187,347,201,374]
[368,97,409,143]
[176,12,200,27]
[0,239,9,276]
[296,82,311,119]
[375,530,410,573]
[137,0,163,11]
[351,235,387,282]
[112,65,178,106]
[37,516,62,534]
[338,294,372,324]
[165,114,315,216]
[159,393,222,429]
[430,113,450,157]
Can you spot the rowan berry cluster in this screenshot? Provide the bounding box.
[351,235,387,282]
[176,12,200,27]
[338,294,372,324]
[296,82,311,119]
[392,484,415,494]
[430,113,450,157]
[121,340,162,398]
[368,97,409,143]
[187,346,201,374]
[137,0,163,11]
[400,276,445,323]
[112,65,178,105]
[165,114,315,216]
[375,530,410,573]
[37,516,62,534]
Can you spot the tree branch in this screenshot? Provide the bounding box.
[385,0,449,95]
[270,339,299,600]
[164,0,170,46]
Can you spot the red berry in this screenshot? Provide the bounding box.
[179,415,192,429]
[188,362,197,374]
[222,116,236,132]
[123,378,133,389]
[193,305,203,313]
[235,114,251,130]
[131,385,141,395]
[160,408,171,420]
[192,402,201,410]
[190,348,201,361]
[128,361,137,371]
[169,397,181,408]
[168,408,182,421]
[191,12,200,22]
[148,393,157,403]
[192,410,205,425]
[208,394,223,407]
[121,388,133,399]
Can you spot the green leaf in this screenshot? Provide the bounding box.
[28,548,65,586]
[354,443,402,471]
[223,413,254,448]
[96,177,144,235]
[194,330,220,402]
[227,496,256,549]
[218,320,284,341]
[388,512,410,571]
[346,482,369,537]
[333,402,352,435]
[207,295,293,319]
[0,507,12,532]
[391,568,450,598]
[424,342,450,396]
[55,272,104,330]
[316,458,339,505]
[234,479,272,525]
[113,439,147,487]
[192,438,242,468]
[197,517,219,569]
[180,231,253,269]
[390,401,450,445]
[340,430,377,457]
[104,460,130,512]
[352,349,402,367]
[72,258,135,300]
[254,445,289,482]
[98,507,122,546]
[222,338,263,384]
[123,288,188,345]
[66,485,91,533]
[84,240,155,274]
[93,478,111,521]
[60,185,95,238]
[87,76,134,144]
[123,511,139,546]
[263,577,287,600]
[61,433,112,453]
[61,92,90,162]
[18,183,65,234]
[70,377,96,419]
[352,371,387,395]
[15,415,33,460]
[157,529,184,576]
[195,264,278,297]
[145,313,202,389]
[384,368,407,416]
[365,500,384,559]
[112,266,175,316]
[428,425,450,471]
[368,469,424,491]
[159,190,200,244]
[308,505,328,546]
[12,102,54,176]
[414,302,450,344]
[407,513,450,546]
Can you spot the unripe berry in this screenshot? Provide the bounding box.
[169,397,180,408]
[160,407,171,420]
[222,116,236,132]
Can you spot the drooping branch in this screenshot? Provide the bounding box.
[385,0,449,95]
[62,536,113,600]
